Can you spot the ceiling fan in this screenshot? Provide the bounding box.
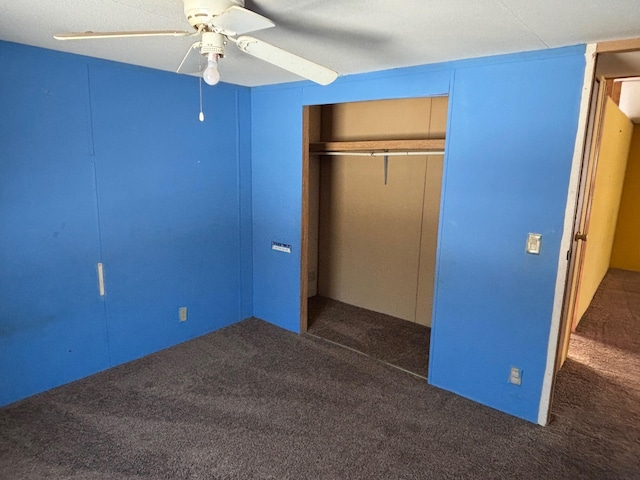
[54,0,338,86]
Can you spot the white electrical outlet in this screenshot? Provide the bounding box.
[509,366,522,386]
[179,307,187,322]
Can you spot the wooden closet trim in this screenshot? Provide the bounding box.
[596,37,640,54]
[310,139,445,153]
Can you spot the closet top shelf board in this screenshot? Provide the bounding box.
[309,139,445,153]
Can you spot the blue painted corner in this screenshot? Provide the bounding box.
[0,40,252,406]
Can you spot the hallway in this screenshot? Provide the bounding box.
[551,268,640,468]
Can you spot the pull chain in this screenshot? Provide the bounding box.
[198,75,204,122]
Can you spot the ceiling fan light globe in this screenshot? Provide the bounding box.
[203,59,220,85]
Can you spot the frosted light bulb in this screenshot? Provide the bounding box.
[202,53,220,86]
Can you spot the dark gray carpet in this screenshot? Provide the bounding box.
[307,296,430,377]
[549,268,640,474]
[0,269,639,479]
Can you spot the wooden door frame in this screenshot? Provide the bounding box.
[541,37,640,425]
[558,77,606,359]
[299,100,448,334]
[558,38,640,351]
[566,79,609,333]
[300,106,310,333]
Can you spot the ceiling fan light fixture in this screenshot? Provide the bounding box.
[203,52,220,85]
[54,0,338,87]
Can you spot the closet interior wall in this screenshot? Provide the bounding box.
[308,97,447,327]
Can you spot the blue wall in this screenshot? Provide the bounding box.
[1,39,586,423]
[251,47,585,422]
[0,41,252,406]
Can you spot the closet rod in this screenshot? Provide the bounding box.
[311,150,444,157]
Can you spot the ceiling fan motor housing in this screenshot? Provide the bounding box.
[201,32,225,56]
[184,0,244,28]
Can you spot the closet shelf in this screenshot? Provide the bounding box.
[309,139,445,153]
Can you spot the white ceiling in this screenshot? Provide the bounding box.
[1,0,640,87]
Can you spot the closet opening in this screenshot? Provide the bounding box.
[301,97,448,378]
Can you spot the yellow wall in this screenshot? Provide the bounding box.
[611,125,640,271]
[576,98,633,324]
[314,97,447,326]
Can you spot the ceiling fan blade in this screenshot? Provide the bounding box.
[212,6,274,36]
[54,30,194,40]
[233,36,337,86]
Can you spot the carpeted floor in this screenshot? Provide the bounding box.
[307,296,430,377]
[0,269,639,479]
[549,268,640,466]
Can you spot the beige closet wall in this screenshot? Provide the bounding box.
[312,97,447,326]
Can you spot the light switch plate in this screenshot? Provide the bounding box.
[526,233,542,255]
[509,366,522,386]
